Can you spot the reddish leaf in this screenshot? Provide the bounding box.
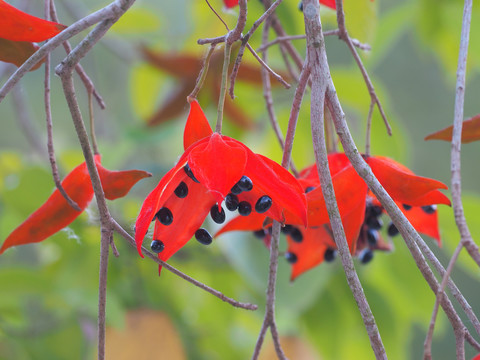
[0,38,45,70]
[0,161,93,254]
[1,156,149,254]
[425,114,480,144]
[0,0,66,42]
[97,162,151,200]
[367,156,449,206]
[183,100,213,150]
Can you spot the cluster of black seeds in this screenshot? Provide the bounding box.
[218,176,273,220]
[251,195,440,268]
[150,168,274,253]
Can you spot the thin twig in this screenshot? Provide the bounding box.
[257,30,371,53]
[365,100,375,156]
[282,63,310,176]
[205,0,229,31]
[424,241,464,360]
[251,222,288,360]
[229,0,290,97]
[334,0,391,136]
[187,44,216,102]
[260,22,285,151]
[111,219,258,311]
[215,41,233,133]
[50,0,106,109]
[450,0,480,267]
[88,91,99,155]
[43,0,81,211]
[55,3,137,358]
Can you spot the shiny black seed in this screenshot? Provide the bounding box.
[359,249,374,264]
[253,229,266,239]
[238,201,252,216]
[210,205,226,224]
[230,183,242,195]
[156,207,173,226]
[421,205,437,214]
[290,227,303,243]
[281,224,294,235]
[402,204,412,211]
[387,222,399,237]
[237,176,253,192]
[366,229,378,246]
[305,186,315,193]
[184,163,199,183]
[285,252,298,264]
[150,240,165,253]
[324,248,336,262]
[225,193,239,211]
[255,196,272,213]
[174,181,188,198]
[298,1,303,11]
[195,228,212,245]
[366,217,383,230]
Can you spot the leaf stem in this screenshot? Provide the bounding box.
[215,41,233,133]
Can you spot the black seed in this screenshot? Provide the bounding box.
[421,205,437,214]
[402,204,412,211]
[285,252,298,264]
[305,186,315,193]
[366,216,383,230]
[151,240,164,253]
[255,196,272,213]
[156,207,173,226]
[237,176,253,192]
[195,228,212,245]
[174,181,188,198]
[324,248,336,262]
[230,183,242,195]
[359,249,374,264]
[366,229,378,246]
[253,229,266,239]
[290,227,303,243]
[238,201,252,216]
[298,1,303,12]
[281,224,294,235]
[225,193,239,211]
[387,222,399,237]
[210,205,226,224]
[184,163,199,183]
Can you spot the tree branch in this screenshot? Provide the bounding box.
[111,219,258,311]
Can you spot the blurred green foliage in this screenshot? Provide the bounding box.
[1,0,480,359]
